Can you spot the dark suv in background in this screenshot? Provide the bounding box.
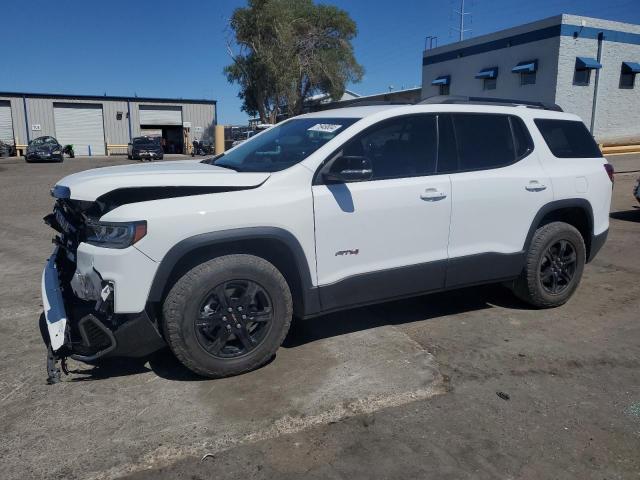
[127,136,164,161]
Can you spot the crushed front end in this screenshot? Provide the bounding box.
[41,187,165,383]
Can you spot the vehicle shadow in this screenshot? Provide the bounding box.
[62,284,528,382]
[610,208,640,223]
[282,283,528,349]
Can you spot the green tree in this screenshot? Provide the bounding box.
[225,0,364,123]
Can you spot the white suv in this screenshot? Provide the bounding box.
[41,97,613,381]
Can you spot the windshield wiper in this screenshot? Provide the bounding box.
[200,153,224,166]
[215,163,242,172]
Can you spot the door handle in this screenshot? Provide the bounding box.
[525,181,547,192]
[420,188,447,201]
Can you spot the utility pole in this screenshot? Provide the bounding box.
[452,0,472,42]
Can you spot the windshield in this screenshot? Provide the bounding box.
[30,137,57,146]
[133,137,160,145]
[212,117,359,172]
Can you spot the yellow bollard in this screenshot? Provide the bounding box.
[215,125,225,155]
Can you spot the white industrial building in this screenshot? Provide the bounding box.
[422,14,640,145]
[0,92,217,156]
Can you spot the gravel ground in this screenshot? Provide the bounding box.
[0,154,638,480]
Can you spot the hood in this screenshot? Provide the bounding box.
[55,160,270,201]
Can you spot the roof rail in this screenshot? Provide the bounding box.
[326,99,412,108]
[416,95,563,112]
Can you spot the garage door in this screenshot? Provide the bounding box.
[0,101,14,145]
[139,105,182,125]
[54,103,105,156]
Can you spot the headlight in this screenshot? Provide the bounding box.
[85,221,147,249]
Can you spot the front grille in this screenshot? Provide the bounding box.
[80,317,113,349]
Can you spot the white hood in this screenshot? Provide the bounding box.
[55,160,270,201]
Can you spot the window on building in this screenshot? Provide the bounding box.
[573,68,591,86]
[341,114,438,180]
[534,119,602,158]
[573,57,601,86]
[483,77,497,90]
[513,60,538,86]
[620,71,635,88]
[476,67,498,91]
[431,75,450,95]
[520,71,537,85]
[620,62,640,89]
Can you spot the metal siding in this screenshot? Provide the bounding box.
[100,100,130,145]
[182,103,216,142]
[0,101,14,145]
[11,97,27,145]
[0,95,215,149]
[54,103,106,155]
[26,98,56,138]
[139,105,182,125]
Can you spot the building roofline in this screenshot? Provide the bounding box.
[423,15,563,57]
[0,91,216,105]
[423,13,640,68]
[423,13,640,67]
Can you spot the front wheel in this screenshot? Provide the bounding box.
[512,221,586,308]
[162,254,293,378]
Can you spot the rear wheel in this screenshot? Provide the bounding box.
[512,221,585,308]
[162,254,293,378]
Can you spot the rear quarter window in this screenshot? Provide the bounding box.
[534,119,602,158]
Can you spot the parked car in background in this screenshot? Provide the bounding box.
[127,136,164,161]
[634,176,640,204]
[231,130,258,148]
[25,136,63,162]
[0,140,15,157]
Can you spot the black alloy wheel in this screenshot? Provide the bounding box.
[539,239,577,295]
[195,280,273,358]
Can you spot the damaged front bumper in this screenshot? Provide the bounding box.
[41,246,166,382]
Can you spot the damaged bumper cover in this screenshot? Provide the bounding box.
[41,246,165,364]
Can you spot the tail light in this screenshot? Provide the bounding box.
[604,164,614,184]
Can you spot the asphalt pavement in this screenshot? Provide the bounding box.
[0,154,638,480]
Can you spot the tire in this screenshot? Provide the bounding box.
[512,221,586,308]
[162,254,293,378]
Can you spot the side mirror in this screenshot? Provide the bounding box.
[322,154,372,183]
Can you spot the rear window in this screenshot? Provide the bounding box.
[534,119,602,158]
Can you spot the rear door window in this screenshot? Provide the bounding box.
[453,114,515,170]
[534,119,602,158]
[436,113,534,173]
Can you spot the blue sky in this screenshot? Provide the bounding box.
[1,0,639,124]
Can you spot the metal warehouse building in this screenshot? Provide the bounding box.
[422,14,640,145]
[0,92,217,156]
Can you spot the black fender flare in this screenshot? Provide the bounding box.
[147,227,321,316]
[522,198,595,255]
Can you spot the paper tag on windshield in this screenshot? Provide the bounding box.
[308,123,342,133]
